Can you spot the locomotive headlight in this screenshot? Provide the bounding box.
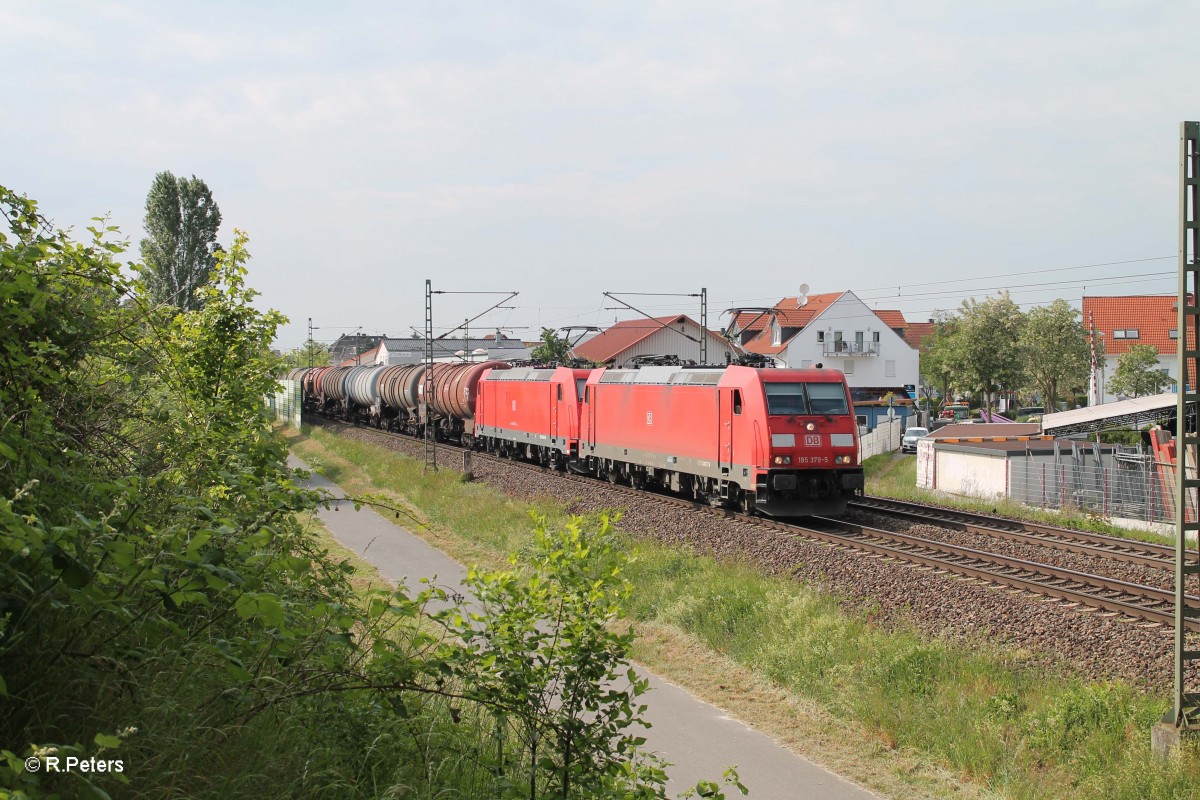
[773,455,792,465]
[835,455,853,464]
[805,422,816,431]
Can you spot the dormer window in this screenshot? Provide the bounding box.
[1113,329,1140,339]
[770,318,781,346]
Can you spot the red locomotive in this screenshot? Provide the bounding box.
[474,364,862,517]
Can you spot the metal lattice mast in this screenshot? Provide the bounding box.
[307,317,314,369]
[1171,121,1200,733]
[424,279,437,472]
[700,287,708,365]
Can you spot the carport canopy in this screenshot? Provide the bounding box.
[1040,393,1178,437]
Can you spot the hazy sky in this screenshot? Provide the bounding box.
[3,1,1195,349]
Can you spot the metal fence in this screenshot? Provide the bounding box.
[1007,446,1186,526]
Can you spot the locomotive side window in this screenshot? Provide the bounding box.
[806,383,850,415]
[576,378,587,400]
[557,384,563,401]
[733,389,742,415]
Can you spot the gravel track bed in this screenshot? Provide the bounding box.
[843,509,1174,591]
[311,420,1195,687]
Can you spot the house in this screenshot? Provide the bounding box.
[374,335,529,365]
[570,315,734,367]
[729,290,921,395]
[329,334,387,364]
[1081,295,1184,403]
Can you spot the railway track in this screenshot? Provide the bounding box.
[850,495,1176,570]
[308,416,1199,632]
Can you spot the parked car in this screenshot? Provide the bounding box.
[901,426,928,453]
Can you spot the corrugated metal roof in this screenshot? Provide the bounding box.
[927,423,1043,439]
[1041,393,1177,436]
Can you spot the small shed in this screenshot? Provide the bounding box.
[915,423,1045,494]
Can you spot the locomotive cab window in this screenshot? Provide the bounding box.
[764,382,851,416]
[806,383,849,415]
[764,383,808,415]
[576,378,587,400]
[557,384,563,401]
[733,389,742,415]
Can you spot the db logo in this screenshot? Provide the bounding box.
[803,434,821,447]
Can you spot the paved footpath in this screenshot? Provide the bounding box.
[293,455,880,800]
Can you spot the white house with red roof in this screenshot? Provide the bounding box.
[570,315,734,367]
[1082,295,1184,402]
[729,290,921,390]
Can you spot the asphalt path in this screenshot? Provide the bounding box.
[292,455,879,799]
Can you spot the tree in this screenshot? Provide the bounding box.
[1108,344,1171,398]
[918,312,958,409]
[530,327,572,364]
[280,340,332,370]
[1019,299,1092,411]
[941,293,1026,415]
[139,171,221,311]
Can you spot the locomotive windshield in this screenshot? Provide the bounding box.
[764,382,850,416]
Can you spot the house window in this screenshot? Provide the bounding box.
[817,331,825,343]
[873,331,880,343]
[1112,329,1140,339]
[770,319,781,347]
[885,360,896,377]
[1170,329,1179,339]
[843,360,854,375]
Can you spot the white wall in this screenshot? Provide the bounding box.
[935,450,1007,498]
[859,417,901,461]
[1095,352,1178,404]
[780,291,919,388]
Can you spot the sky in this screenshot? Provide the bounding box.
[2,1,1196,350]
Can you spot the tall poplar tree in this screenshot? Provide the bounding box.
[139,171,222,311]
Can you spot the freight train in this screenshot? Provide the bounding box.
[284,362,864,517]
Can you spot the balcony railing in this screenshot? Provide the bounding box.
[822,341,879,357]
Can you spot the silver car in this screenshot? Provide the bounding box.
[901,426,928,454]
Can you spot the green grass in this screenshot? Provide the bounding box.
[292,425,1200,800]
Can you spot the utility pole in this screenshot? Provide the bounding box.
[424,280,436,472]
[1156,120,1200,754]
[307,317,314,369]
[700,287,708,365]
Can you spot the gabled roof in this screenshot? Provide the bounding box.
[1082,295,1178,356]
[572,315,711,363]
[337,343,382,366]
[873,310,907,329]
[733,293,842,332]
[736,292,919,354]
[903,321,935,350]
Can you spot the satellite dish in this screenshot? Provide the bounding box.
[797,283,809,309]
[799,283,809,295]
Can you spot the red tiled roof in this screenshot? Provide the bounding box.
[741,330,792,355]
[571,315,698,363]
[874,310,906,329]
[734,293,842,332]
[904,321,935,350]
[1081,295,1178,356]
